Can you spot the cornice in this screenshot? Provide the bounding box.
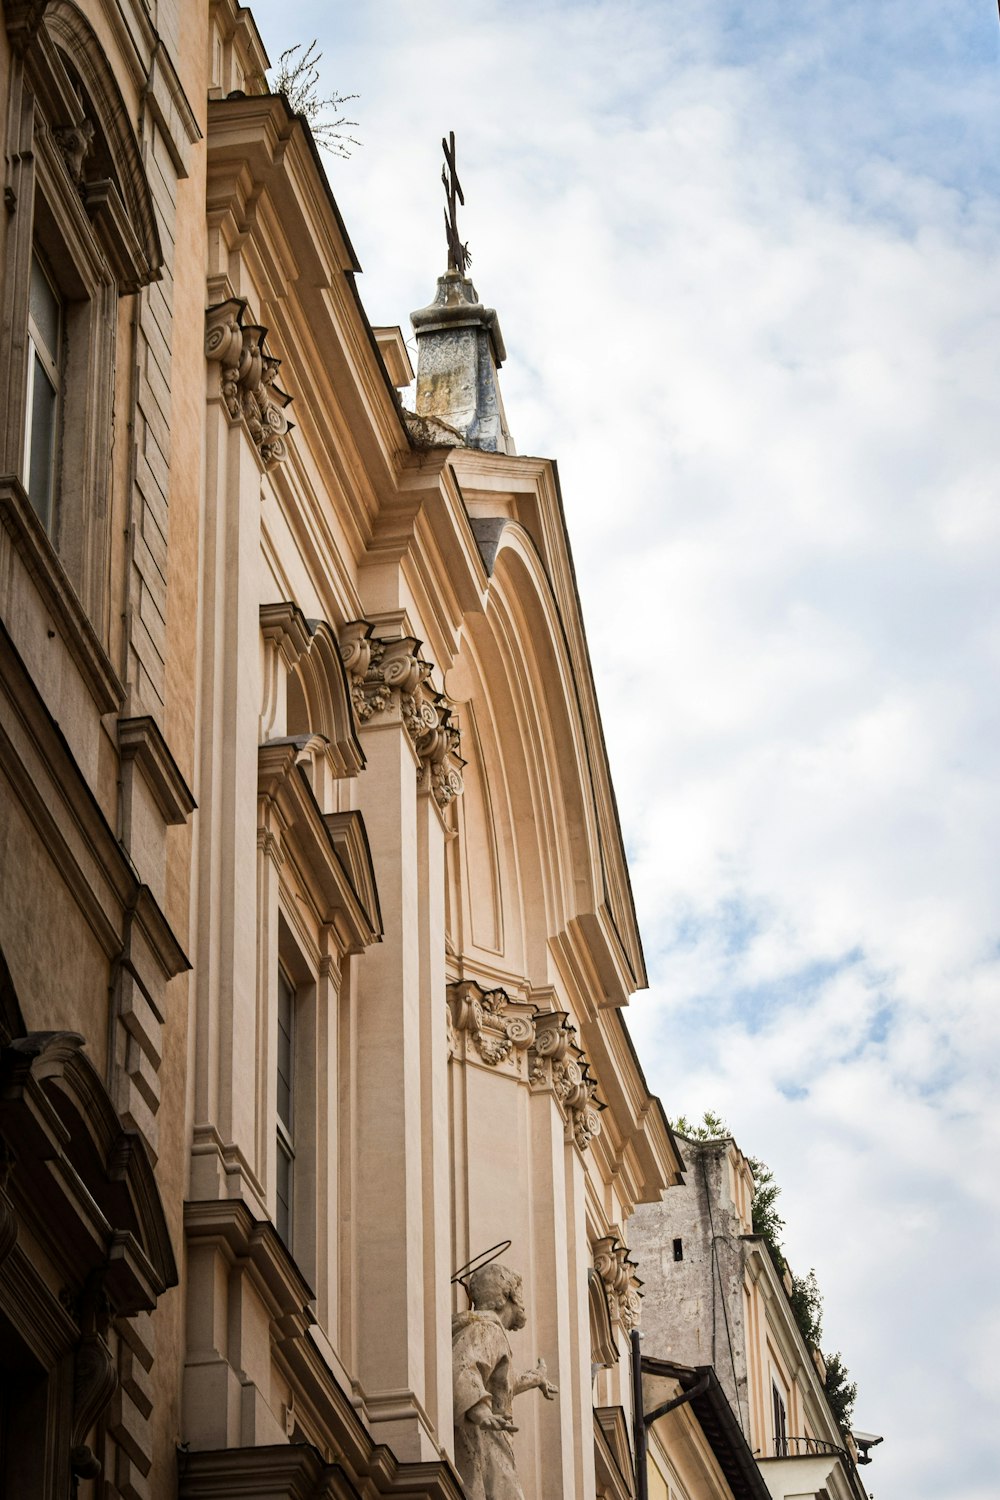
[259,603,365,777]
[182,1199,465,1499]
[118,715,196,825]
[0,617,190,982]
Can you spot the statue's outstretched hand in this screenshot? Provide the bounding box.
[521,1358,558,1400]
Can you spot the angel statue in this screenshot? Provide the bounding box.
[452,1260,558,1500]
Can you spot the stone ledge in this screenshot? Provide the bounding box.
[0,474,124,716]
[118,715,196,825]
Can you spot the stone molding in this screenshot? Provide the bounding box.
[447,981,537,1071]
[118,715,197,825]
[0,985,177,1492]
[259,603,365,778]
[592,1234,643,1334]
[182,1199,466,1498]
[205,298,293,464]
[0,475,124,715]
[3,0,50,55]
[339,622,465,809]
[529,1011,604,1152]
[257,738,382,952]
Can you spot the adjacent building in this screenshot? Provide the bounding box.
[630,1135,873,1500]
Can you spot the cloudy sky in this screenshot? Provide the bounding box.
[252,3,1000,1494]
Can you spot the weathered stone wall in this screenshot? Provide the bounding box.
[629,1138,752,1435]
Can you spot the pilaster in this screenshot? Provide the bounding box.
[189,375,269,1213]
[343,624,463,1460]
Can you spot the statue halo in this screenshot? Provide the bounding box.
[451,1239,512,1288]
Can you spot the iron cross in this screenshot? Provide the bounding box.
[441,130,471,276]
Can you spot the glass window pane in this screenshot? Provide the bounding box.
[30,255,60,358]
[277,968,293,1128]
[27,353,57,532]
[276,1138,292,1244]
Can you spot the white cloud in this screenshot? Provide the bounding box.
[253,1,1000,1491]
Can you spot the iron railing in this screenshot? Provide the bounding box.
[771,1435,850,1461]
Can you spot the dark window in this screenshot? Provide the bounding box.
[672,1238,684,1262]
[772,1381,788,1457]
[24,252,63,532]
[276,965,295,1245]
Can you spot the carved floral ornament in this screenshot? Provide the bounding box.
[447,981,536,1068]
[530,1011,604,1152]
[205,299,293,464]
[593,1234,643,1333]
[447,983,605,1152]
[339,622,466,809]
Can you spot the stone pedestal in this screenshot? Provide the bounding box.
[411,272,515,454]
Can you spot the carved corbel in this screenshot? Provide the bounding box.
[592,1235,643,1332]
[70,1272,117,1482]
[415,696,465,809]
[54,119,94,185]
[205,299,294,464]
[339,626,466,808]
[529,1013,604,1151]
[447,981,536,1069]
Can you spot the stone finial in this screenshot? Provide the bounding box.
[205,299,293,464]
[409,271,514,455]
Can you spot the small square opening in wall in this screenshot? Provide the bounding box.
[673,1238,684,1262]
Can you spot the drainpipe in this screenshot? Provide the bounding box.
[631,1329,648,1500]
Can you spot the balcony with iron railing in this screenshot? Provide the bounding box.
[757,1434,871,1500]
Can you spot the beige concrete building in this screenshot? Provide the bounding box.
[0,2,696,1496]
[629,1136,874,1500]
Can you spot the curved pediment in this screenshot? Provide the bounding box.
[260,603,365,777]
[0,948,177,1310]
[37,3,164,288]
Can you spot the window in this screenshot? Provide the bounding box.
[276,964,296,1246]
[24,253,63,532]
[672,1237,683,1262]
[1,10,162,625]
[772,1381,788,1457]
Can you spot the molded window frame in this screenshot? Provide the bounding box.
[0,9,161,634]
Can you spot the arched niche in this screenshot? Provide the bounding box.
[0,945,176,1307]
[0,944,176,1488]
[446,521,608,986]
[260,603,365,782]
[43,1,163,290]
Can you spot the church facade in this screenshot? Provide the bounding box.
[0,2,701,1496]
